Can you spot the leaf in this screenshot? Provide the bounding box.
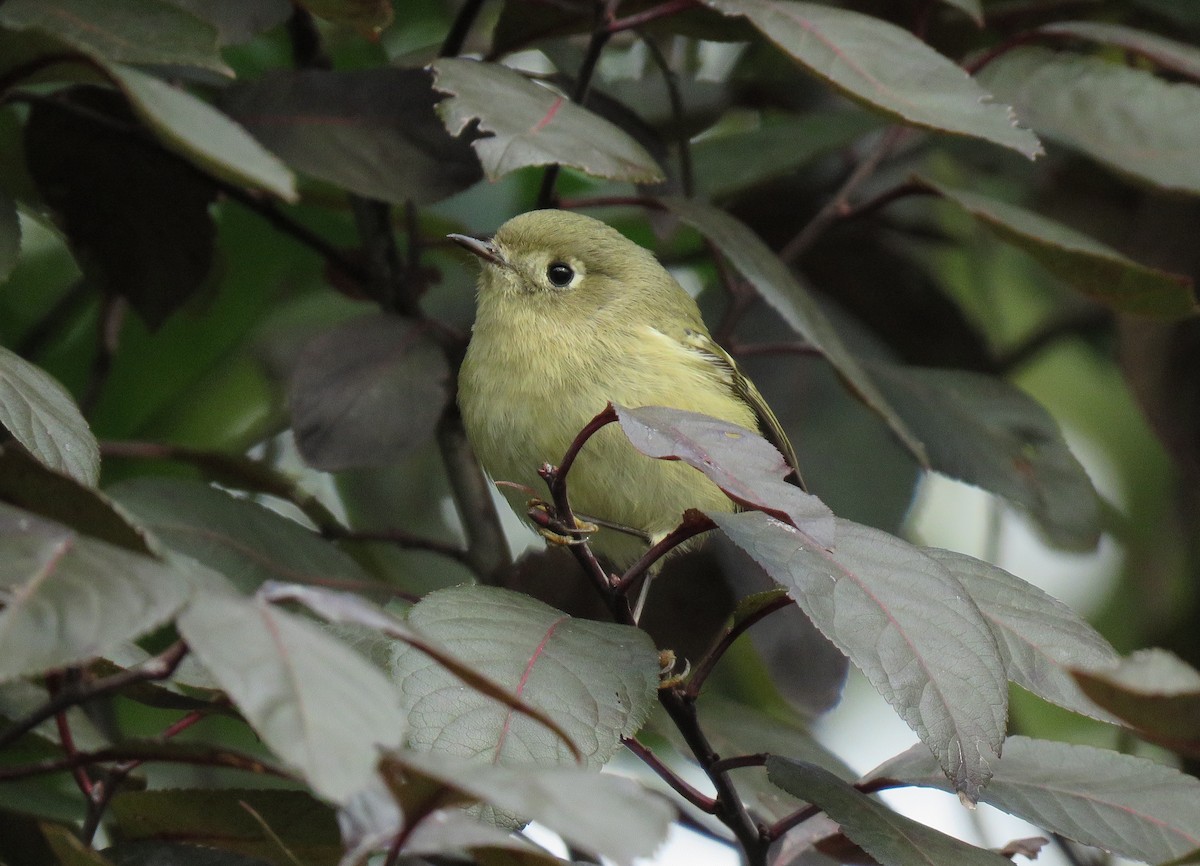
[429,57,665,183]
[391,585,659,769]
[712,512,1007,802]
[109,788,340,866]
[108,477,375,595]
[0,0,231,76]
[691,110,884,199]
[176,589,407,803]
[978,47,1200,194]
[922,180,1195,317]
[24,86,219,329]
[0,503,193,682]
[0,448,153,554]
[163,0,292,45]
[923,548,1119,720]
[380,749,673,866]
[104,840,274,866]
[1039,21,1200,82]
[221,68,481,205]
[866,361,1103,548]
[698,0,1040,158]
[1071,649,1200,757]
[0,345,98,485]
[937,0,982,24]
[0,188,18,282]
[767,757,1012,866]
[106,64,297,201]
[870,735,1200,864]
[288,315,451,472]
[660,197,928,466]
[613,404,835,546]
[259,582,581,758]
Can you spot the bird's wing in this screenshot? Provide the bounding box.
[680,330,806,490]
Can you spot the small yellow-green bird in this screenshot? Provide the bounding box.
[451,209,800,569]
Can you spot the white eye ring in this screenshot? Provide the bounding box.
[547,262,574,287]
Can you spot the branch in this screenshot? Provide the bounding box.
[615,511,715,596]
[778,125,906,265]
[608,0,700,33]
[766,776,902,842]
[0,742,294,783]
[441,0,488,57]
[640,35,694,198]
[0,641,190,752]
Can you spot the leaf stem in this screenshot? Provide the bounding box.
[623,736,718,813]
[0,743,295,784]
[641,35,694,198]
[685,593,794,700]
[608,0,700,33]
[615,511,715,597]
[709,753,767,774]
[441,0,488,57]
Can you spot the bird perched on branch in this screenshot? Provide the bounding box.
[451,209,801,570]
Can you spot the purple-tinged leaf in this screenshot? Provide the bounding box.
[698,0,1040,157]
[870,735,1200,864]
[614,404,834,547]
[1072,649,1200,758]
[924,548,1119,721]
[713,512,1007,802]
[289,315,451,472]
[1039,21,1200,82]
[430,58,664,183]
[0,189,18,283]
[768,758,1012,866]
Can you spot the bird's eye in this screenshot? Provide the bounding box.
[547,262,574,288]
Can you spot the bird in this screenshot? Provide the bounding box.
[451,209,800,574]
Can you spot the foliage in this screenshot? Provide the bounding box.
[0,1,1198,865]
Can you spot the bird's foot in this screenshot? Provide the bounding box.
[527,500,599,546]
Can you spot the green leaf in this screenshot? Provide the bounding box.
[163,0,292,45]
[1039,22,1200,82]
[691,110,884,199]
[380,749,672,866]
[288,315,451,471]
[712,512,1006,802]
[978,47,1200,194]
[25,87,219,329]
[177,589,407,803]
[0,188,18,282]
[660,197,928,466]
[41,823,115,866]
[297,0,393,33]
[430,58,665,183]
[867,361,1103,548]
[391,585,659,769]
[0,0,231,76]
[109,788,340,866]
[767,758,1012,866]
[613,404,834,545]
[221,69,482,205]
[870,735,1200,864]
[923,181,1196,316]
[0,503,193,682]
[0,345,98,485]
[698,0,1041,158]
[1071,649,1200,757]
[923,548,1119,720]
[106,64,297,201]
[108,477,375,595]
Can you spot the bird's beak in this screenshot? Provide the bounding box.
[448,233,506,267]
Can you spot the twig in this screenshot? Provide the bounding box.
[0,742,294,783]
[685,593,794,699]
[538,0,618,207]
[45,672,94,798]
[0,641,190,753]
[766,776,901,842]
[80,294,125,415]
[614,511,715,596]
[641,35,694,198]
[710,753,767,774]
[608,0,700,33]
[729,340,821,359]
[778,126,906,265]
[623,737,718,813]
[993,307,1111,373]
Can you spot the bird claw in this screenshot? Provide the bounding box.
[527,500,599,546]
[657,649,691,689]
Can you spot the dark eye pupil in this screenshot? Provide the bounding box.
[547,262,574,287]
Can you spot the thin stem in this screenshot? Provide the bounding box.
[641,35,694,198]
[729,340,821,359]
[0,743,294,783]
[623,737,718,813]
[709,753,767,774]
[766,776,902,842]
[615,512,714,596]
[0,642,190,753]
[685,593,793,699]
[778,125,906,265]
[555,404,619,485]
[538,0,616,207]
[46,673,94,798]
[351,197,412,315]
[993,307,1110,373]
[441,0,488,57]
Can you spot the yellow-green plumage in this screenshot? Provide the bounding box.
[455,209,794,567]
